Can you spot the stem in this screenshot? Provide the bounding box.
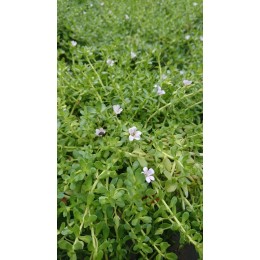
[144,102,172,128]
[141,229,165,258]
[86,57,107,94]
[160,199,198,247]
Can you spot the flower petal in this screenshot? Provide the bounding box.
[129,135,134,141]
[136,131,142,137]
[146,177,151,183]
[148,168,154,175]
[149,176,155,181]
[129,127,137,134]
[143,167,148,173]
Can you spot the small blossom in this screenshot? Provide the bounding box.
[106,59,115,66]
[128,126,142,141]
[161,74,167,80]
[131,51,137,59]
[100,2,104,6]
[183,79,193,86]
[125,14,130,20]
[90,3,93,7]
[193,2,198,6]
[185,35,191,40]
[200,36,203,41]
[83,11,86,15]
[113,104,123,115]
[142,167,155,183]
[95,128,106,136]
[71,40,77,47]
[154,84,165,95]
[180,70,185,75]
[108,10,112,15]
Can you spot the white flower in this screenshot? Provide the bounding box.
[128,126,142,141]
[107,59,115,66]
[71,40,77,47]
[183,79,193,86]
[193,2,198,6]
[90,3,93,7]
[185,35,190,40]
[142,167,155,183]
[113,104,123,115]
[180,70,185,75]
[100,2,104,6]
[125,14,130,20]
[200,36,203,41]
[131,51,137,59]
[154,84,165,95]
[83,11,86,15]
[95,128,106,136]
[161,74,167,80]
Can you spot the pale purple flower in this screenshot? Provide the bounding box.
[128,127,142,141]
[180,70,185,75]
[131,51,137,59]
[125,14,130,20]
[183,79,193,86]
[95,128,106,136]
[107,59,115,66]
[71,40,77,47]
[142,167,155,183]
[154,84,165,95]
[185,35,191,40]
[113,105,123,115]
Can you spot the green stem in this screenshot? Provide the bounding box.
[86,57,107,94]
[144,102,172,128]
[160,199,198,247]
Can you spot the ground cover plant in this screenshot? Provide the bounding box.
[57,0,203,259]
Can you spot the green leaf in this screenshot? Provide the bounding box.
[145,188,156,196]
[163,170,172,180]
[57,192,64,199]
[73,239,84,250]
[141,216,152,223]
[182,185,189,197]
[74,171,85,181]
[137,157,147,167]
[82,175,93,192]
[165,180,178,193]
[114,215,120,229]
[96,249,104,260]
[79,235,91,244]
[155,228,164,235]
[94,161,103,170]
[182,212,189,223]
[163,157,172,172]
[131,219,139,226]
[87,107,96,114]
[165,252,178,260]
[58,239,72,251]
[160,242,170,253]
[84,214,97,227]
[87,192,95,205]
[113,190,125,200]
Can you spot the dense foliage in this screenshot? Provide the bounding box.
[58,0,203,259]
